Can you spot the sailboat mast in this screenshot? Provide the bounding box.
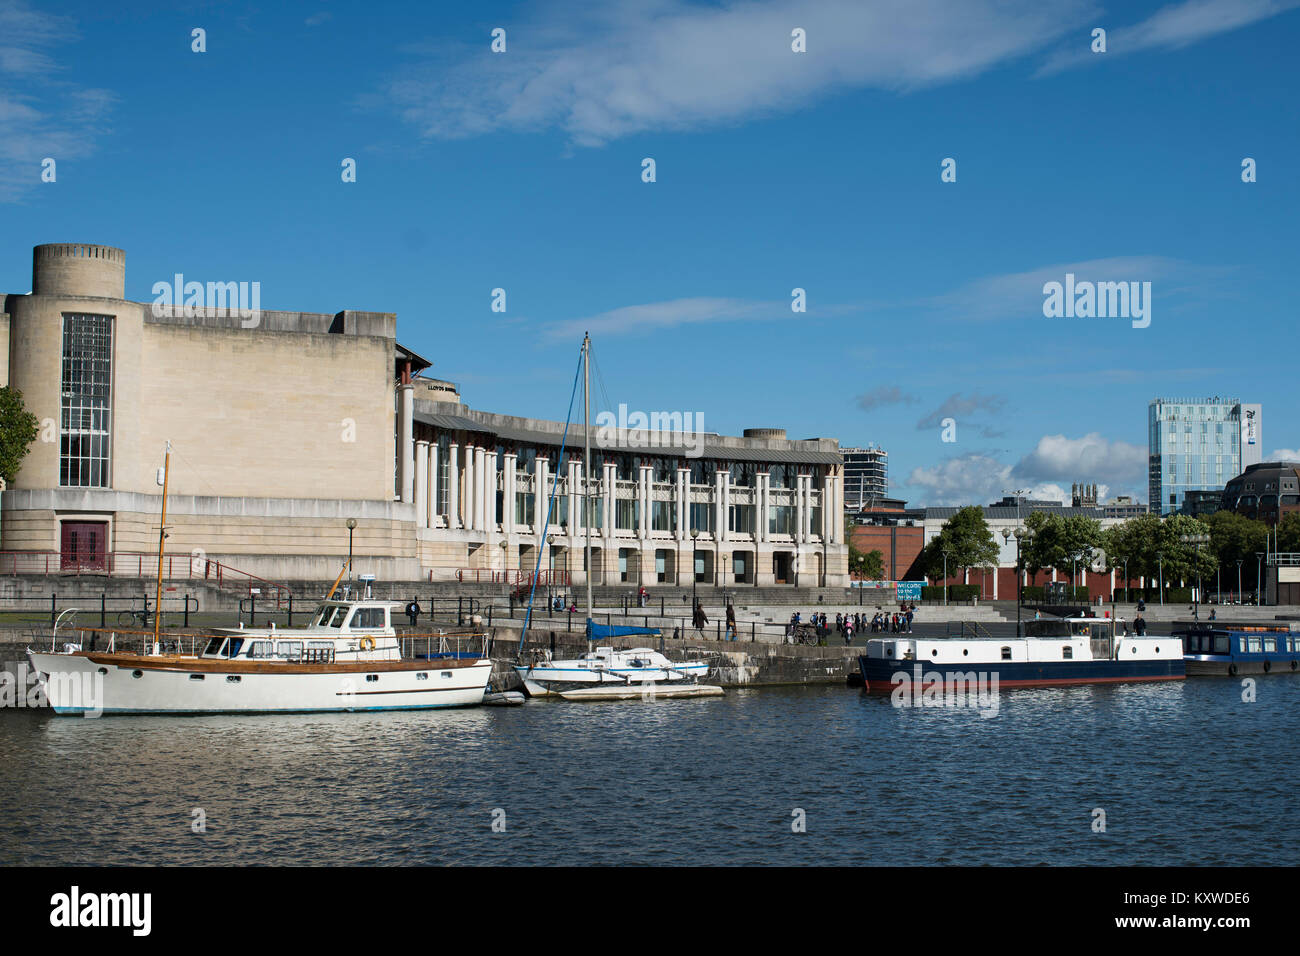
[153,441,171,646]
[583,332,593,623]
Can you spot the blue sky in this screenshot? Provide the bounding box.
[3,0,1298,505]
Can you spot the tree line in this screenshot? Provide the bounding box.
[913,505,1295,593]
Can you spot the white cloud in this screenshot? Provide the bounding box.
[1014,432,1147,488]
[542,295,792,339]
[1269,448,1300,462]
[903,433,1143,506]
[924,256,1186,322]
[0,0,116,202]
[382,0,1094,146]
[1039,0,1300,74]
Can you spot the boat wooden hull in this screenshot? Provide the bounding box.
[27,649,492,715]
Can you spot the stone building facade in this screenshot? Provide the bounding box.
[1,243,849,586]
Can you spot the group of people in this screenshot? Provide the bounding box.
[867,605,915,634]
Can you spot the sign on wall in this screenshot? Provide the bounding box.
[896,582,923,601]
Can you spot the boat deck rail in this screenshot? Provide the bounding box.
[34,626,493,662]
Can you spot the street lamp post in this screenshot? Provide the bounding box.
[1013,527,1030,636]
[1256,551,1265,606]
[1001,527,1012,606]
[1180,532,1209,605]
[942,549,951,606]
[1157,553,1164,606]
[1236,559,1243,604]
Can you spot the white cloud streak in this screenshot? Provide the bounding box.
[382,0,1095,147]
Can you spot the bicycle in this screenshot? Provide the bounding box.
[790,623,821,646]
[116,606,152,629]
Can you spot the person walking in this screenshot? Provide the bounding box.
[693,601,709,637]
[843,617,854,646]
[725,603,737,641]
[405,597,421,627]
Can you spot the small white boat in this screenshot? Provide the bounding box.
[515,645,711,697]
[558,683,724,701]
[27,591,493,715]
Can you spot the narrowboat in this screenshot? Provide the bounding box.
[1175,621,1300,676]
[858,615,1184,693]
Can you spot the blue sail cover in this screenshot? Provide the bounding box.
[587,618,661,639]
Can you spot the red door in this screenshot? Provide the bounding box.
[61,521,108,571]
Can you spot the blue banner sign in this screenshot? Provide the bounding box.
[896,582,923,601]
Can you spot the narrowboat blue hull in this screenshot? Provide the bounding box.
[857,656,1184,693]
[1184,654,1300,676]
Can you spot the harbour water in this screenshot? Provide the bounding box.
[2,678,1297,866]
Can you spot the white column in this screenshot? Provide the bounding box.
[475,446,487,531]
[428,442,439,528]
[568,459,580,537]
[714,471,726,543]
[484,451,497,531]
[397,384,415,502]
[790,476,800,541]
[676,468,688,539]
[725,475,733,543]
[535,458,548,538]
[822,474,834,543]
[637,466,649,541]
[602,463,615,537]
[463,445,475,530]
[448,443,461,529]
[503,454,517,534]
[414,440,429,529]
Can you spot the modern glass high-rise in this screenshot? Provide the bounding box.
[843,445,888,510]
[1148,398,1262,515]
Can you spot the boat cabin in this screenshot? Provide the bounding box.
[203,598,404,662]
[1176,622,1300,662]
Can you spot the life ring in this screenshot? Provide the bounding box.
[1290,660,1298,671]
[1228,663,1238,677]
[360,636,376,652]
[1263,660,1271,673]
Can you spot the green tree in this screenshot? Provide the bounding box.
[1206,509,1268,590]
[0,386,40,486]
[1022,512,1103,583]
[1275,512,1300,554]
[919,506,999,583]
[1101,513,1217,594]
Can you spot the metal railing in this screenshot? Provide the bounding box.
[454,568,570,585]
[0,550,292,606]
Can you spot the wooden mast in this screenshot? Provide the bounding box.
[153,441,171,647]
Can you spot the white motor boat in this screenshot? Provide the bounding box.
[27,590,493,716]
[515,645,710,697]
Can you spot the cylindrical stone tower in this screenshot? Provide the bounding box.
[32,243,125,299]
